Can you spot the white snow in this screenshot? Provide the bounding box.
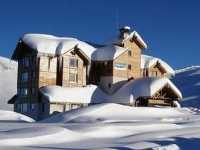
[40,85,106,104]
[0,56,17,110]
[173,66,200,108]
[141,54,175,75]
[131,77,182,100]
[0,103,199,149]
[22,33,96,58]
[40,77,182,104]
[0,110,34,122]
[91,45,128,61]
[42,103,189,123]
[128,31,148,49]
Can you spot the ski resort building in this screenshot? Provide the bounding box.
[9,26,182,120]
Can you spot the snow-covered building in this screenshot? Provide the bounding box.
[9,26,182,120]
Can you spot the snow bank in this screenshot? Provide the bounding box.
[22,34,96,58]
[0,56,17,110]
[141,54,175,75]
[0,126,83,146]
[0,110,34,122]
[42,103,190,123]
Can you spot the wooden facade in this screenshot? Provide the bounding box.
[12,42,89,119]
[89,39,142,94]
[10,28,181,120]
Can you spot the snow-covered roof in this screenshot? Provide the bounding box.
[40,77,182,104]
[141,55,175,75]
[91,45,128,61]
[40,85,106,104]
[126,31,147,49]
[131,77,182,100]
[22,34,96,58]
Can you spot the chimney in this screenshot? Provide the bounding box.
[119,26,131,39]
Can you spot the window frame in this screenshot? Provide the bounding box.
[128,64,132,70]
[69,58,78,68]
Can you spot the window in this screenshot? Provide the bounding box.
[31,88,36,95]
[41,103,45,112]
[128,64,132,70]
[108,83,111,88]
[16,104,21,112]
[32,72,36,79]
[31,104,36,112]
[21,88,28,96]
[128,50,132,56]
[69,73,78,82]
[22,104,28,112]
[71,104,80,110]
[114,63,127,70]
[69,58,78,68]
[152,71,158,77]
[21,72,28,81]
[24,58,29,67]
[17,88,21,95]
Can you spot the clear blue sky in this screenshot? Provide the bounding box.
[0,0,199,69]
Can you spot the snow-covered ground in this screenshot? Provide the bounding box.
[0,56,17,111]
[1,55,200,150]
[0,103,198,149]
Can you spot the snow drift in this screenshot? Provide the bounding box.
[42,103,191,123]
[0,110,34,122]
[0,56,17,110]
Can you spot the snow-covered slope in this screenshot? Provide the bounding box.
[173,66,200,107]
[0,110,34,122]
[0,56,17,110]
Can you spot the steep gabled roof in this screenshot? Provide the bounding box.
[141,54,175,75]
[124,31,147,49]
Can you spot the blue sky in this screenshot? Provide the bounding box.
[0,0,199,69]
